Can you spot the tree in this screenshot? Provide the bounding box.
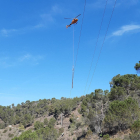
[22,114,33,128]
[54,107,61,119]
[93,89,103,100]
[131,120,140,133]
[130,76,140,92]
[48,105,55,115]
[34,121,44,130]
[44,118,48,125]
[109,74,140,97]
[48,118,56,128]
[51,98,57,103]
[134,61,140,73]
[103,97,140,132]
[12,104,15,109]
[109,86,126,101]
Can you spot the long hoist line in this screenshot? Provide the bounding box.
[72,25,75,88]
[65,14,81,89]
[68,0,87,98]
[86,0,117,94]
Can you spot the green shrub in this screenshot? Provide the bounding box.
[9,127,12,131]
[3,129,7,133]
[69,123,76,132]
[19,124,25,131]
[100,133,103,137]
[131,120,140,133]
[71,114,74,117]
[69,117,75,123]
[76,122,81,129]
[78,108,81,114]
[34,121,44,130]
[103,134,109,140]
[8,133,14,137]
[0,123,5,129]
[86,130,92,136]
[85,129,92,139]
[130,132,140,140]
[44,118,48,125]
[48,117,56,128]
[59,128,64,134]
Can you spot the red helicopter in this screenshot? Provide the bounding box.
[64,14,81,28]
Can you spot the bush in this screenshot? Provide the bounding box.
[103,134,109,140]
[69,117,75,123]
[3,129,7,133]
[85,129,92,138]
[8,133,14,137]
[76,122,81,129]
[48,117,56,128]
[78,108,81,114]
[12,130,38,140]
[69,123,76,132]
[44,118,48,125]
[86,130,92,135]
[34,121,44,130]
[123,135,130,140]
[9,127,12,131]
[0,123,5,129]
[59,128,64,134]
[19,124,25,131]
[131,120,140,133]
[129,132,140,140]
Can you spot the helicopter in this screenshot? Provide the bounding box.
[64,14,81,28]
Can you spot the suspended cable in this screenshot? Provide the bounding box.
[74,0,86,72]
[73,25,74,67]
[86,0,117,94]
[84,0,108,95]
[69,0,86,98]
[72,25,75,89]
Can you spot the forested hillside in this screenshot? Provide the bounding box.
[0,61,140,140]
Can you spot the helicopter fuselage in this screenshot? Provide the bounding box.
[71,18,78,24]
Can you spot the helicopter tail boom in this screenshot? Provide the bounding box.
[66,25,71,28]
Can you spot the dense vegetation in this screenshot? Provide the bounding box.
[0,61,140,140]
[0,97,82,129]
[12,118,59,140]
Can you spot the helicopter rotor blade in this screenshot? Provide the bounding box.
[75,14,81,18]
[64,18,73,19]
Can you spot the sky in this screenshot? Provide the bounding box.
[0,0,140,106]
